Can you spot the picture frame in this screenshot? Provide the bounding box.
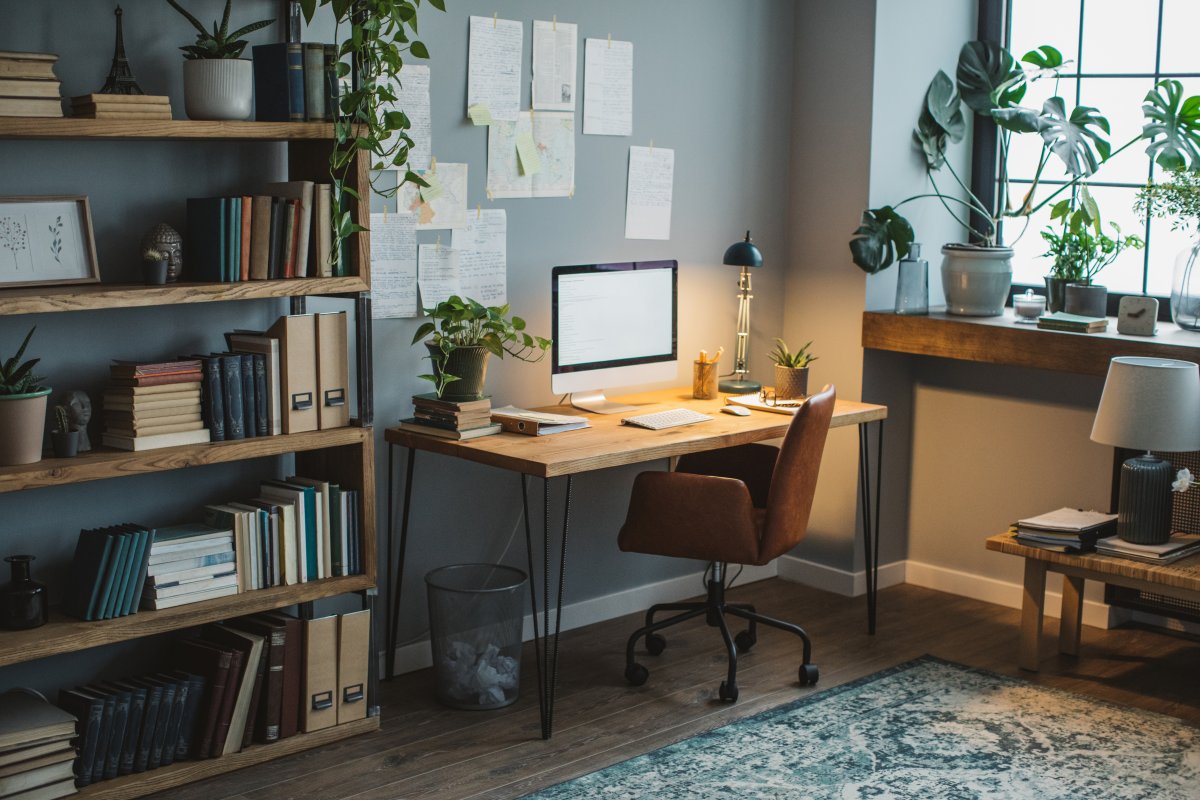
[0,196,99,289]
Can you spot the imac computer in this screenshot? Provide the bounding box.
[551,260,678,414]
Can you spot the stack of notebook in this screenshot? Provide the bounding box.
[0,51,62,118]
[142,523,238,610]
[69,93,171,120]
[101,360,210,451]
[398,394,500,440]
[1014,507,1117,553]
[63,524,154,621]
[0,689,76,800]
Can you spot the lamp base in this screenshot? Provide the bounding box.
[1117,454,1173,545]
[718,378,762,394]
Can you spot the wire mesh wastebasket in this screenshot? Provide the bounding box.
[425,563,527,710]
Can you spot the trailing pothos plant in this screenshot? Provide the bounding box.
[298,0,445,261]
[849,40,1200,274]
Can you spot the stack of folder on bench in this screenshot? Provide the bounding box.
[1014,507,1117,554]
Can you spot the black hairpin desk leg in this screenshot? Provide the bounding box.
[385,444,416,681]
[858,419,885,634]
[521,473,573,740]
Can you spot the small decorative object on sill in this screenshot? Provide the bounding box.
[940,245,1013,317]
[692,348,721,400]
[1170,236,1200,330]
[1117,296,1158,337]
[98,5,148,95]
[768,338,816,401]
[1036,311,1108,333]
[1064,282,1107,318]
[141,247,169,285]
[141,223,183,282]
[0,555,48,630]
[63,389,93,452]
[894,243,928,315]
[1012,289,1046,324]
[49,403,79,458]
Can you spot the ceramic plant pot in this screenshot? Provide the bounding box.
[142,259,168,285]
[183,58,253,121]
[426,343,491,402]
[51,429,80,458]
[1064,282,1107,317]
[774,366,809,400]
[1043,276,1070,314]
[940,244,1013,317]
[0,389,50,466]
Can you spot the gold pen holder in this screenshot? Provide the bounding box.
[693,360,719,400]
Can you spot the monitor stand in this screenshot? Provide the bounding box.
[568,390,638,415]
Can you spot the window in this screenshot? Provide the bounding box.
[1004,0,1199,297]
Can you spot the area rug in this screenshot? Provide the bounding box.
[522,656,1200,799]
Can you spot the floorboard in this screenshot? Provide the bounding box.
[151,580,1200,800]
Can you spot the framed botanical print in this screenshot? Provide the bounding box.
[0,196,100,288]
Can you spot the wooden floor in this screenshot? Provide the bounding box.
[158,580,1200,800]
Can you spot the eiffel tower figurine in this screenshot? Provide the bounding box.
[99,5,146,95]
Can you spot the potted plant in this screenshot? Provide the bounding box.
[1040,189,1143,317]
[167,0,274,121]
[1136,168,1200,329]
[411,296,551,401]
[141,247,169,286]
[768,339,817,400]
[0,327,50,466]
[849,41,1198,317]
[49,404,79,459]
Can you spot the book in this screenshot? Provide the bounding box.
[185,197,226,282]
[103,380,203,395]
[263,181,314,279]
[86,684,130,780]
[168,672,207,762]
[323,43,339,121]
[255,612,301,739]
[412,408,494,427]
[220,353,246,440]
[1036,311,1109,333]
[397,418,502,440]
[239,350,257,439]
[172,641,229,760]
[225,332,282,436]
[0,60,57,80]
[268,196,287,279]
[144,573,237,599]
[105,420,205,438]
[0,777,75,800]
[411,393,492,414]
[314,184,334,277]
[491,406,590,435]
[262,481,320,580]
[252,42,305,122]
[225,616,286,744]
[0,96,62,117]
[204,625,265,755]
[147,550,235,576]
[1095,533,1200,563]
[249,195,273,280]
[0,742,73,770]
[101,428,211,451]
[226,196,241,283]
[56,688,104,785]
[141,583,237,610]
[197,354,225,442]
[108,372,203,388]
[151,674,187,767]
[72,108,173,120]
[64,529,114,620]
[96,680,145,776]
[0,78,59,98]
[138,676,175,770]
[281,198,298,279]
[1017,508,1117,533]
[70,93,168,106]
[303,42,327,121]
[0,690,76,753]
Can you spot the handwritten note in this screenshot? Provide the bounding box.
[452,210,507,306]
[583,38,633,136]
[625,146,674,240]
[533,19,577,111]
[369,212,417,318]
[468,15,522,122]
[383,64,431,171]
[418,243,460,309]
[399,163,468,230]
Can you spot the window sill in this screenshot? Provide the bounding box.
[861,309,1200,377]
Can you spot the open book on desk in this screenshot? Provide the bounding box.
[725,393,808,416]
[491,406,591,436]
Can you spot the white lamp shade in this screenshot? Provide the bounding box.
[1091,357,1200,452]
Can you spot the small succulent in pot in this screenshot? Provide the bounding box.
[768,339,817,401]
[50,403,79,459]
[166,0,274,60]
[140,247,169,285]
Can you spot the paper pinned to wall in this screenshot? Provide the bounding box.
[625,145,674,240]
[418,243,460,309]
[467,15,523,123]
[452,209,507,306]
[382,64,431,171]
[369,212,418,319]
[486,112,575,198]
[532,19,578,111]
[583,38,633,136]
[398,163,468,229]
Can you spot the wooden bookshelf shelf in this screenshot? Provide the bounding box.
[0,276,369,315]
[0,426,370,494]
[0,118,341,141]
[0,574,375,668]
[78,716,380,800]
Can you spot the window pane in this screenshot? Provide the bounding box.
[1159,0,1200,75]
[1003,77,1078,183]
[1008,197,1057,286]
[1085,185,1146,294]
[1080,0,1159,75]
[1010,0,1080,71]
[1079,78,1157,185]
[1147,214,1198,298]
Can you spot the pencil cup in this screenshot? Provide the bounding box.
[693,361,719,400]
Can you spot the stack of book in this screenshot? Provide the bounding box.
[398,394,501,440]
[0,51,62,118]
[1014,507,1117,553]
[142,523,238,610]
[1095,533,1200,564]
[1036,311,1108,333]
[101,360,210,451]
[69,93,171,121]
[0,689,77,800]
[64,524,154,621]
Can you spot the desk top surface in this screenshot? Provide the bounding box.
[384,388,887,478]
[986,532,1200,594]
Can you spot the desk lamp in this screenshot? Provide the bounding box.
[718,231,763,394]
[1090,356,1200,544]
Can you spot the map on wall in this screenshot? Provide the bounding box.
[397,163,468,230]
[486,112,575,198]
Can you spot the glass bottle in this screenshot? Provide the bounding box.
[1,555,48,630]
[1170,232,1200,331]
[894,243,929,315]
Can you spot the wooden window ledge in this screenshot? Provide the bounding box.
[862,310,1200,377]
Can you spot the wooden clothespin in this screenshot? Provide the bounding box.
[487,188,494,201]
[607,33,612,48]
[476,203,482,219]
[493,12,497,27]
[430,155,437,173]
[383,203,388,222]
[552,14,557,31]
[649,139,654,153]
[436,234,441,253]
[568,187,574,199]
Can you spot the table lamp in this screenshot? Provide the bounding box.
[718,231,764,394]
[1090,356,1200,544]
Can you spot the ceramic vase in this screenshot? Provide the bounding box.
[940,244,1013,317]
[183,59,253,121]
[0,389,50,466]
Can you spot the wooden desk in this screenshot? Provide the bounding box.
[986,532,1200,671]
[384,389,888,737]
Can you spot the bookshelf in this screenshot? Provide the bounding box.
[0,119,379,798]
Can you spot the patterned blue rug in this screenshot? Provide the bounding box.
[522,656,1200,799]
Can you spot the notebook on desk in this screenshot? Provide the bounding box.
[491,406,590,436]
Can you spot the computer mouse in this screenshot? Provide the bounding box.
[721,405,751,416]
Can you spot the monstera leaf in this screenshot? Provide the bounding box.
[1038,97,1111,177]
[1021,45,1064,71]
[1143,79,1200,173]
[913,71,965,169]
[957,40,1026,114]
[991,105,1041,134]
[849,207,915,274]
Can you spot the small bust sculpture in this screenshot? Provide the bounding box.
[63,390,92,452]
[140,224,183,282]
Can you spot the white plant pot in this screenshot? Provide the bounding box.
[940,244,1013,317]
[183,59,253,121]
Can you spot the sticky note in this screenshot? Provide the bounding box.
[516,132,541,175]
[467,104,493,126]
[419,173,444,201]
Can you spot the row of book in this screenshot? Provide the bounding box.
[252,42,340,123]
[64,524,155,622]
[101,359,208,452]
[0,50,61,118]
[0,689,78,800]
[186,180,342,283]
[56,609,369,788]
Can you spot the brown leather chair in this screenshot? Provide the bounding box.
[617,385,836,702]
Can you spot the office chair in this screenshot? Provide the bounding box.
[617,385,836,702]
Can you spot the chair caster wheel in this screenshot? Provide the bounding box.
[734,630,756,653]
[718,681,739,703]
[625,662,649,686]
[645,633,666,656]
[799,663,820,686]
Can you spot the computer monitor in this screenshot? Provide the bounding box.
[551,260,678,414]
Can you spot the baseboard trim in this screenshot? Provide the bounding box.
[776,554,907,597]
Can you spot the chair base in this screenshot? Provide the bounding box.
[623,563,818,702]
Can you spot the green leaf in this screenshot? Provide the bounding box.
[300,0,317,23]
[218,0,231,40]
[166,0,210,37]
[428,0,446,10]
[1038,97,1111,177]
[411,41,430,59]
[1143,79,1200,173]
[849,207,914,274]
[1079,184,1101,232]
[957,40,1026,113]
[991,105,1041,134]
[1021,45,1063,70]
[913,71,964,170]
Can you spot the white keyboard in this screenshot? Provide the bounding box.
[621,408,713,430]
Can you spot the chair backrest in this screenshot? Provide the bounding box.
[759,384,836,561]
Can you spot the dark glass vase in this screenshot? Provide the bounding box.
[1,555,48,630]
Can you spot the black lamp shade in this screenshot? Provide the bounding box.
[723,230,763,268]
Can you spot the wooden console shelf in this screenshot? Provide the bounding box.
[862,310,1200,376]
[0,118,341,141]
